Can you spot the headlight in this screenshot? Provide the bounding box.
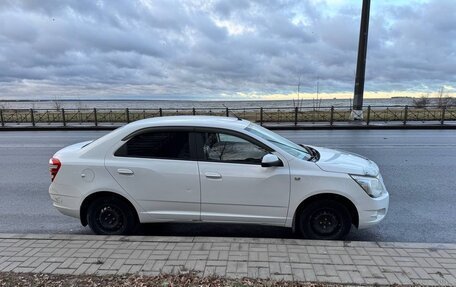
[350,175,385,198]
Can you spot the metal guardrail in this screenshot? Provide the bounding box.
[0,105,455,127]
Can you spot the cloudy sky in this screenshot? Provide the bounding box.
[0,0,455,100]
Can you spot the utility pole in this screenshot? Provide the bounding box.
[350,0,371,120]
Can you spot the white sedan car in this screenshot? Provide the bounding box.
[49,116,389,240]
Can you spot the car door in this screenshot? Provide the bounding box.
[105,128,200,221]
[195,129,290,225]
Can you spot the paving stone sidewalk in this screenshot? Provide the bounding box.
[0,234,455,286]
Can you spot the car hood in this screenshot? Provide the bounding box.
[312,146,379,177]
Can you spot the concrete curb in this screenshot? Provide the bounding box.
[1,233,456,250]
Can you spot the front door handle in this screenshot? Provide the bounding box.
[204,172,222,179]
[117,168,134,175]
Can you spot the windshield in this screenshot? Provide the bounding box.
[245,123,311,160]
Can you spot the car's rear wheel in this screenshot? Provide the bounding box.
[298,199,352,240]
[87,197,138,235]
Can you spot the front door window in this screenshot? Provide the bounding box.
[202,132,268,164]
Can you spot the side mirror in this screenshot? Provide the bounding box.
[261,154,283,167]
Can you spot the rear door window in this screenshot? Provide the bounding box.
[115,131,191,160]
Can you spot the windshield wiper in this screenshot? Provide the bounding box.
[309,147,320,161]
[300,144,320,161]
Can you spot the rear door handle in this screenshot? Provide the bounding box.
[204,172,222,179]
[117,168,134,175]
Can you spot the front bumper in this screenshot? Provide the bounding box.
[357,191,389,229]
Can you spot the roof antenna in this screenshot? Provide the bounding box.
[222,104,242,120]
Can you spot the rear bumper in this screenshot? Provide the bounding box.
[357,191,389,229]
[49,191,80,219]
[53,202,80,218]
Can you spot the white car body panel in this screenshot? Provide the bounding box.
[285,158,388,229]
[105,156,201,221]
[49,145,146,221]
[49,116,389,235]
[198,153,290,225]
[315,146,380,177]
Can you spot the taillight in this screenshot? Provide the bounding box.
[49,157,61,182]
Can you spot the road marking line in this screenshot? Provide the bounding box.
[323,145,456,149]
[0,144,64,148]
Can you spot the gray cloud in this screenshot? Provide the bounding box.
[0,0,454,99]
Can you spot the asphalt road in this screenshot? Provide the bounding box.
[1,129,455,243]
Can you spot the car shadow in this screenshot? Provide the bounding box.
[137,222,298,239]
[76,222,381,242]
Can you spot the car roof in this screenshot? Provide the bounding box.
[127,115,251,130]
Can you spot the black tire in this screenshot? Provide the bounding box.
[298,199,352,240]
[87,196,138,235]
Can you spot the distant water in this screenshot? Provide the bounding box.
[0,98,416,110]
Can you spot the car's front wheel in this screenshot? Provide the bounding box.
[87,197,138,235]
[298,199,352,240]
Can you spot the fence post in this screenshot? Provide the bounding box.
[330,106,334,126]
[30,108,35,127]
[260,107,263,126]
[403,105,408,125]
[0,109,4,127]
[294,107,298,126]
[225,107,229,117]
[126,108,130,123]
[159,108,163,117]
[441,106,446,125]
[366,106,371,125]
[93,108,98,126]
[192,108,196,115]
[61,108,66,127]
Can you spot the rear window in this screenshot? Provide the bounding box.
[115,131,191,160]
